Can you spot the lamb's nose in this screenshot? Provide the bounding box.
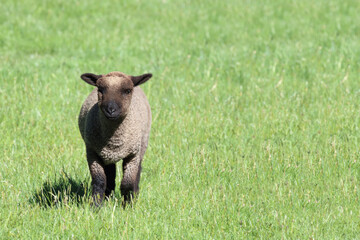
[107,106,115,114]
[106,101,118,115]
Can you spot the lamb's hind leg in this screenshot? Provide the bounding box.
[121,154,142,204]
[87,149,106,207]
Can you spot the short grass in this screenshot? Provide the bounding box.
[1,0,360,238]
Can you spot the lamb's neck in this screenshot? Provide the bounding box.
[99,112,126,137]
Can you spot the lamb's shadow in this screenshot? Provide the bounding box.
[29,172,91,208]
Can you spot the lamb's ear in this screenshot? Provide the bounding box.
[80,73,102,86]
[131,73,152,86]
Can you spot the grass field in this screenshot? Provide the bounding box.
[1,0,360,238]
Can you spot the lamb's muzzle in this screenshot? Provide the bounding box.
[103,100,121,120]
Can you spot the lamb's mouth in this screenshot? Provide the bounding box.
[102,111,121,121]
[105,115,120,121]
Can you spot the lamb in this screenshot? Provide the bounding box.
[78,71,152,206]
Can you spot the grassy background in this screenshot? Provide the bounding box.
[1,0,360,238]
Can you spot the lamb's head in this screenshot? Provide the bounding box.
[81,71,152,121]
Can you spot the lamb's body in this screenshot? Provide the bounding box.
[79,87,151,164]
[78,71,152,205]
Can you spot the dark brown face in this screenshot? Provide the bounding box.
[96,76,134,120]
[80,71,152,121]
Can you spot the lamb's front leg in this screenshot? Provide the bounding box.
[104,164,116,197]
[121,154,142,204]
[87,148,106,207]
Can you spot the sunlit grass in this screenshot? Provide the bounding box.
[1,0,360,238]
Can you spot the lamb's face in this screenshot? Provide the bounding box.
[96,75,134,121]
[81,71,152,121]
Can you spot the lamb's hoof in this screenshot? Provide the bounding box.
[90,195,104,210]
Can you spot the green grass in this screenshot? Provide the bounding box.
[1,0,360,238]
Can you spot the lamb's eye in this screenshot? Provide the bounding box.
[124,89,132,94]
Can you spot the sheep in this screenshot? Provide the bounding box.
[78,71,152,206]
